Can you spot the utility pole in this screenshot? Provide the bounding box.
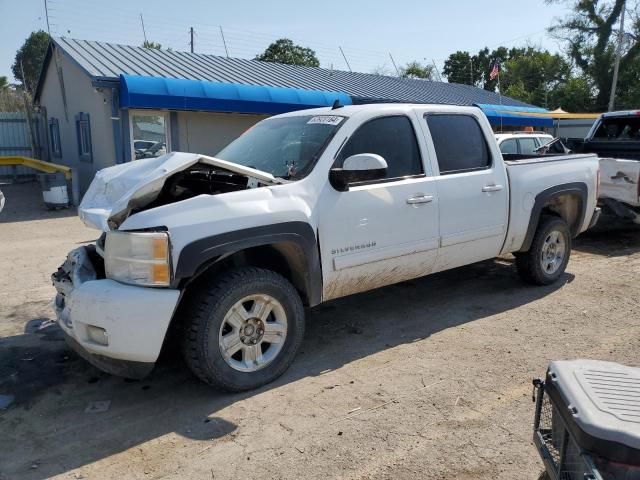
[609,1,626,112]
[389,53,400,76]
[431,60,442,82]
[470,58,473,85]
[140,13,148,44]
[339,47,352,72]
[189,27,194,53]
[219,26,229,58]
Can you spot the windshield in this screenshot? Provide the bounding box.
[216,115,345,179]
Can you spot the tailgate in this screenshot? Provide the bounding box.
[599,158,640,206]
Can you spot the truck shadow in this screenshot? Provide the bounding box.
[0,257,570,480]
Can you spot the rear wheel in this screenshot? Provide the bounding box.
[181,267,305,391]
[516,215,571,285]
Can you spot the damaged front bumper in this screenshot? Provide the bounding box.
[51,246,180,378]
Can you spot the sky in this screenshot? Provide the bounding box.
[0,0,571,82]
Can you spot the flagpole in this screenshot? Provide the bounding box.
[497,68,503,132]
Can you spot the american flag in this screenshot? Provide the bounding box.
[489,60,500,81]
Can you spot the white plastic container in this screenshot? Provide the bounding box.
[39,173,70,209]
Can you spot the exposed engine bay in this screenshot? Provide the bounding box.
[145,165,259,210]
[78,152,286,231]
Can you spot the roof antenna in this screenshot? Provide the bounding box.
[331,99,343,110]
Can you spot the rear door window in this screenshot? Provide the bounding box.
[499,139,518,154]
[336,115,423,179]
[518,138,538,155]
[426,114,491,174]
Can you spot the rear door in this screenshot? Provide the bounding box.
[422,112,509,271]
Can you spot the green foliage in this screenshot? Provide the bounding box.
[548,0,640,110]
[443,47,511,91]
[142,41,162,50]
[444,45,593,110]
[12,30,50,94]
[500,47,572,108]
[400,61,434,80]
[553,76,594,112]
[0,76,8,90]
[255,39,319,67]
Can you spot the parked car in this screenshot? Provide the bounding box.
[134,141,167,160]
[565,110,640,224]
[52,104,600,391]
[496,132,554,155]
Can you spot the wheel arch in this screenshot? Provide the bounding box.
[172,222,322,307]
[519,182,588,252]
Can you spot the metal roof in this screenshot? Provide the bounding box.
[43,37,533,108]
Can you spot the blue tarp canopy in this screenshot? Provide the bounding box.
[476,103,553,128]
[119,74,352,114]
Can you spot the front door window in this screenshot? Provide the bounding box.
[130,111,170,160]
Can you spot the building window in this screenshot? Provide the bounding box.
[75,112,92,162]
[49,118,62,157]
[130,111,170,160]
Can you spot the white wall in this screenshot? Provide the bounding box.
[176,111,267,156]
[38,48,116,192]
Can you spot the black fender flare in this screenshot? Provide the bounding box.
[172,222,322,306]
[519,182,588,252]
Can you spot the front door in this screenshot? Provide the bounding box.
[317,114,440,301]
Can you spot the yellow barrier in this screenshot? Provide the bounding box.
[0,156,72,180]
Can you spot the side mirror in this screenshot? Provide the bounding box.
[329,153,388,191]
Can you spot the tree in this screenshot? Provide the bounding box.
[400,61,434,80]
[0,76,8,91]
[442,51,477,85]
[553,76,594,111]
[12,30,50,94]
[500,47,573,108]
[443,45,590,110]
[443,47,509,91]
[255,39,319,67]
[548,0,640,110]
[142,40,162,50]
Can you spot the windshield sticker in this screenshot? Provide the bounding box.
[307,115,343,126]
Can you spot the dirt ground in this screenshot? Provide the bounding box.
[0,181,639,480]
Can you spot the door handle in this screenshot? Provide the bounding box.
[406,195,434,205]
[482,184,504,193]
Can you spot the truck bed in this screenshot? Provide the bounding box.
[500,152,600,254]
[502,152,596,165]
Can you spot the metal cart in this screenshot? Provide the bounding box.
[532,360,640,480]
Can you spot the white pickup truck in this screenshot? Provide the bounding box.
[52,104,600,391]
[566,110,640,224]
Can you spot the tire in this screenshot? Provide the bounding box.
[181,267,305,392]
[516,215,571,286]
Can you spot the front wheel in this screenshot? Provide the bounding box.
[181,267,305,392]
[515,215,571,285]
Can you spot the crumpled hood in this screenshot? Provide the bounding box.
[78,152,284,231]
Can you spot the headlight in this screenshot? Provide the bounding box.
[104,231,171,287]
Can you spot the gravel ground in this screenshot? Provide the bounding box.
[0,181,639,480]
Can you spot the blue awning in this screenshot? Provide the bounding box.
[476,103,553,128]
[119,74,352,114]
